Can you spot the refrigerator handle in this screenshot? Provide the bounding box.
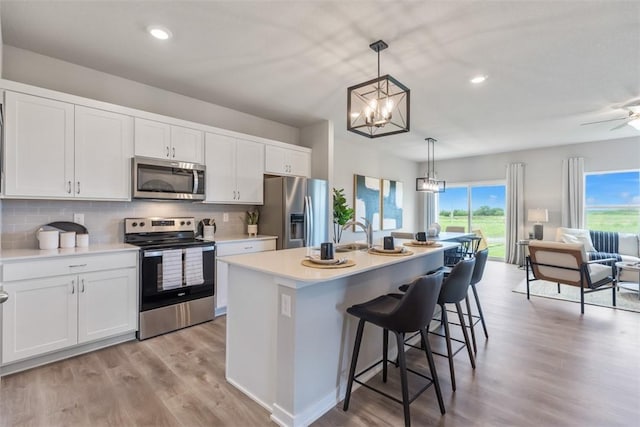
[304,196,312,247]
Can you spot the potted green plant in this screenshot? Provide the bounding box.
[246,210,259,236]
[333,188,354,243]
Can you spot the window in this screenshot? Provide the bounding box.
[585,170,640,233]
[437,183,506,259]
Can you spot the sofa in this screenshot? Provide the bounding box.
[555,227,640,281]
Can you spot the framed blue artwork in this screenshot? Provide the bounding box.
[354,175,381,231]
[382,179,403,230]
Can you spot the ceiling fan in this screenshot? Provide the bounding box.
[581,101,640,130]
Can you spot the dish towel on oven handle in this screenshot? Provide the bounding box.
[185,247,205,286]
[162,249,183,290]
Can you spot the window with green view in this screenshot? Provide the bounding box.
[585,170,640,233]
[437,183,506,259]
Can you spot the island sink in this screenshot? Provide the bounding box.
[335,242,369,252]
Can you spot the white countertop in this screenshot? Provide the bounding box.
[219,241,458,283]
[0,243,139,261]
[214,234,277,244]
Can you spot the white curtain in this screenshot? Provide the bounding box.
[505,163,524,264]
[424,192,437,230]
[561,157,585,228]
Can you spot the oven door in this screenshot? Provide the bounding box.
[133,156,205,200]
[140,244,215,312]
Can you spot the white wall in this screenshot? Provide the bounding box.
[2,46,300,145]
[426,136,640,238]
[333,138,420,245]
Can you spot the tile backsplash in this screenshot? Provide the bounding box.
[1,199,255,249]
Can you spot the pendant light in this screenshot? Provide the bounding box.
[416,138,446,193]
[347,40,410,138]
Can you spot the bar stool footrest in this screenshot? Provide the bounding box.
[353,359,437,406]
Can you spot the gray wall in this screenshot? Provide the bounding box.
[425,136,640,238]
[2,45,300,145]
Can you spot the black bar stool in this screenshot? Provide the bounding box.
[430,257,476,391]
[343,272,446,427]
[439,248,490,354]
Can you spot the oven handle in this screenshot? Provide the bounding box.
[143,246,215,257]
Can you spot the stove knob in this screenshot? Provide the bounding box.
[140,222,146,227]
[180,221,185,226]
[186,221,192,226]
[132,222,138,227]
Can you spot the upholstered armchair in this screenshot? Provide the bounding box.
[526,241,617,314]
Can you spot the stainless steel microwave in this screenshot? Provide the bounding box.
[132,157,205,200]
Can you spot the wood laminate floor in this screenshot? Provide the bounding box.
[1,261,639,426]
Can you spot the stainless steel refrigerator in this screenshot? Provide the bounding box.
[261,176,329,249]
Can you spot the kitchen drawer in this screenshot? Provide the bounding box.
[2,252,137,282]
[217,239,276,257]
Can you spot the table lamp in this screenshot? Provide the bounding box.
[527,208,548,240]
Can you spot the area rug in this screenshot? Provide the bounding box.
[512,278,640,313]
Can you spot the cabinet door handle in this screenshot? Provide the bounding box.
[71,280,75,294]
[0,291,9,305]
[172,147,176,158]
[68,264,87,268]
[67,181,72,194]
[166,146,170,157]
[76,181,81,194]
[81,279,85,293]
[237,191,240,200]
[233,190,236,200]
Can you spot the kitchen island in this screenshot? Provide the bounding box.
[220,241,457,427]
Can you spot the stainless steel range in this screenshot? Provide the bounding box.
[125,217,215,340]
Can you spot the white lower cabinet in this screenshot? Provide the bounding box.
[215,238,276,314]
[77,268,137,343]
[2,276,78,363]
[1,252,137,365]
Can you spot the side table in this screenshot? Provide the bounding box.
[517,240,530,269]
[615,261,640,300]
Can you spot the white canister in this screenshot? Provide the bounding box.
[76,233,89,248]
[37,230,59,250]
[60,231,76,248]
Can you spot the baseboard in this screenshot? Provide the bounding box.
[1,332,136,377]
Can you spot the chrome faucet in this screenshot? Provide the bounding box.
[342,218,373,248]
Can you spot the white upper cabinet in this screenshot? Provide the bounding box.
[4,91,75,197]
[134,118,203,164]
[3,92,133,200]
[75,106,133,200]
[264,145,310,177]
[205,133,264,204]
[171,126,204,163]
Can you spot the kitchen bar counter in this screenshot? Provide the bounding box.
[221,241,457,427]
[0,243,139,261]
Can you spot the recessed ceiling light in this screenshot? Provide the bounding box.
[470,75,487,84]
[148,26,172,40]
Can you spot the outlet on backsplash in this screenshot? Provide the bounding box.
[73,213,85,225]
[223,213,229,222]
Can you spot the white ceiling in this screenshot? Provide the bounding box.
[1,0,639,161]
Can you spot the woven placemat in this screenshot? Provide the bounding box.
[403,242,443,248]
[301,259,356,269]
[367,248,414,257]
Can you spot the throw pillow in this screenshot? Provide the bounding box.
[561,232,596,252]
